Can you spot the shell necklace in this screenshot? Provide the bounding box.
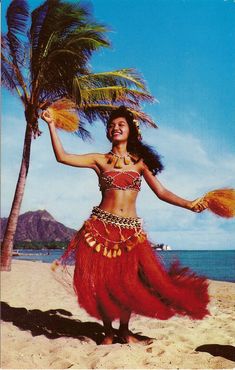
[106,151,131,169]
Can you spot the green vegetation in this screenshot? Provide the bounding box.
[13,241,68,250]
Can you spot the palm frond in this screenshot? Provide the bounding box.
[74,122,92,141]
[37,62,84,101]
[71,70,154,115]
[47,25,110,58]
[1,55,19,91]
[129,109,158,128]
[63,25,110,52]
[78,69,148,91]
[1,35,27,101]
[3,0,157,141]
[33,28,110,99]
[6,0,29,65]
[30,0,108,86]
[30,0,58,81]
[77,104,157,128]
[79,86,154,105]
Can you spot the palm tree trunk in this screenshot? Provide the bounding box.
[1,122,32,271]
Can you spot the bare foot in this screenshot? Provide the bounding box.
[101,335,114,345]
[126,335,153,345]
[125,334,141,343]
[119,330,153,345]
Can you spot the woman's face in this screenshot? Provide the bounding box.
[107,117,130,143]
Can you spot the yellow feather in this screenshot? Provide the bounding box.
[203,188,235,218]
[47,99,79,132]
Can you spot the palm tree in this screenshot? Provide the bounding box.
[1,0,156,271]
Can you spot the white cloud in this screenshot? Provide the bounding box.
[137,126,235,249]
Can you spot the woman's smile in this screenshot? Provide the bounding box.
[112,130,123,137]
[107,117,130,142]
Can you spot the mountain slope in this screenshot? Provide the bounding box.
[0,210,76,242]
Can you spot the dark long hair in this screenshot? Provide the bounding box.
[107,106,164,175]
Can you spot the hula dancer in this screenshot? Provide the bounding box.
[41,105,234,345]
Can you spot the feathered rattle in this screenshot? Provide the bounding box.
[191,188,235,218]
[43,99,79,132]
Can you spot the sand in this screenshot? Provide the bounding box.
[1,259,235,369]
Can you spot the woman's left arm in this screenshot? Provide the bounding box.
[142,165,205,212]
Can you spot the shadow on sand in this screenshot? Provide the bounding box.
[195,344,235,362]
[1,301,152,345]
[1,301,106,344]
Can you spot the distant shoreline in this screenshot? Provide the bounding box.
[11,249,235,283]
[10,258,235,284]
[11,246,235,251]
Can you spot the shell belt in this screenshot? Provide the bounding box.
[91,206,142,228]
[82,207,146,258]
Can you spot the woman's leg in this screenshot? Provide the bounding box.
[102,319,115,344]
[118,311,139,343]
[118,311,153,344]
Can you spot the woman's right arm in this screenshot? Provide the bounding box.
[41,110,99,170]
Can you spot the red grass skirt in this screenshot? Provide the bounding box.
[58,214,209,322]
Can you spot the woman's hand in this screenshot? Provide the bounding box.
[189,197,208,213]
[41,109,54,126]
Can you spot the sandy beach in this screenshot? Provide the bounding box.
[1,259,235,369]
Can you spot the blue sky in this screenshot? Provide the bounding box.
[2,0,235,249]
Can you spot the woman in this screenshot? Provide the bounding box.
[42,106,209,345]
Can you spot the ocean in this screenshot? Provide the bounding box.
[13,249,235,283]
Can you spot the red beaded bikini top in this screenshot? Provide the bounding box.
[99,170,142,192]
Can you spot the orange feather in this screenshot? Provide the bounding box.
[47,99,79,132]
[203,188,235,218]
